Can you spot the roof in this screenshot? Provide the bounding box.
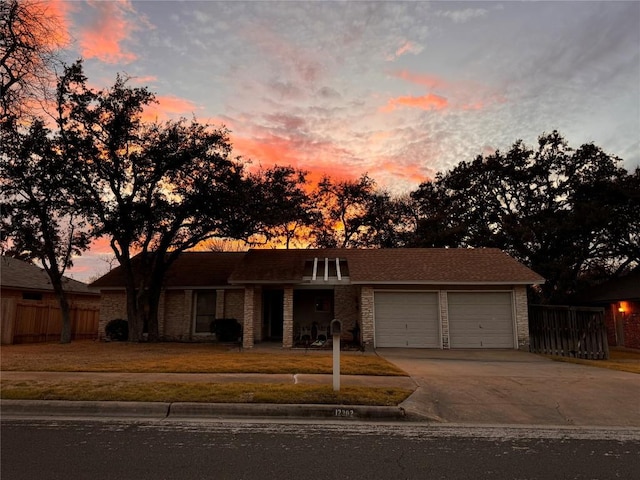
[90,252,246,289]
[0,256,96,294]
[229,248,545,285]
[90,248,544,289]
[574,270,640,303]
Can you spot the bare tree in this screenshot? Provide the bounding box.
[1,0,68,118]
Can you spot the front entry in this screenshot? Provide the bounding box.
[263,289,284,341]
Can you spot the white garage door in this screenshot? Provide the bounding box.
[448,292,515,348]
[374,292,440,348]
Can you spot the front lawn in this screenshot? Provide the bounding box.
[0,341,407,376]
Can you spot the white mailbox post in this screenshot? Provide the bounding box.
[330,319,342,391]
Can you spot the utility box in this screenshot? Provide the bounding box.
[330,319,342,337]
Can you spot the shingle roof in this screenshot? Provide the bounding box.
[229,248,544,285]
[90,248,544,289]
[90,252,246,289]
[574,270,640,303]
[0,256,96,294]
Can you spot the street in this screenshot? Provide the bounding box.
[2,418,639,480]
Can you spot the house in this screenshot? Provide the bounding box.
[0,256,101,344]
[91,248,544,350]
[574,270,640,350]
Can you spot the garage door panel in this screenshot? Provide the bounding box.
[375,292,439,348]
[448,292,514,349]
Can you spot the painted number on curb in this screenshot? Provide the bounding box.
[334,408,355,417]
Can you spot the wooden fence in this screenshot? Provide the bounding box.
[1,298,99,344]
[528,305,609,359]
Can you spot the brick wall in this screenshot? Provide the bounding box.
[162,290,191,340]
[513,285,530,349]
[224,289,245,323]
[439,291,449,349]
[359,286,374,350]
[242,286,255,348]
[622,302,640,349]
[98,291,127,338]
[282,287,293,348]
[334,285,359,342]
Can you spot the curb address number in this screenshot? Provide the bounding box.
[334,408,355,417]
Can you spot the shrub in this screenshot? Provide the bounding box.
[210,318,242,342]
[105,319,128,341]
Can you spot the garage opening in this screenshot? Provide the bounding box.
[448,292,515,348]
[374,292,439,348]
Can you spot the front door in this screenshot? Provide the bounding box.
[263,290,284,340]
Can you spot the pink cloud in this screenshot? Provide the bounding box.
[79,1,138,64]
[142,95,201,122]
[380,93,449,112]
[394,41,424,58]
[390,70,448,90]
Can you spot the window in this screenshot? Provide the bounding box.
[194,291,217,334]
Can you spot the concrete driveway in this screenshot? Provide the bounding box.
[377,349,640,427]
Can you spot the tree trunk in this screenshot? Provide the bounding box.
[50,277,72,344]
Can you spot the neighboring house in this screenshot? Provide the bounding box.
[91,248,544,350]
[0,256,100,344]
[574,270,640,350]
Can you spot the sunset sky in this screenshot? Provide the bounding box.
[42,0,640,281]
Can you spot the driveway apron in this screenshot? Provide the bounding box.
[377,349,640,427]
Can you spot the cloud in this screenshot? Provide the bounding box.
[381,94,449,112]
[142,95,201,122]
[78,0,139,64]
[436,8,488,24]
[387,40,424,60]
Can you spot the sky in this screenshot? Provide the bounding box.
[39,0,640,281]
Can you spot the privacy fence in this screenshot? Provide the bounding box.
[528,305,609,359]
[1,298,99,344]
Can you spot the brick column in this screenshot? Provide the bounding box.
[282,287,294,348]
[253,286,263,342]
[439,291,449,349]
[360,286,374,350]
[215,289,225,319]
[243,286,255,349]
[513,286,529,349]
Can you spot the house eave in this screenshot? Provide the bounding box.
[350,280,543,286]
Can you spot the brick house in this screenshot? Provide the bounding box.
[575,270,640,350]
[90,248,544,350]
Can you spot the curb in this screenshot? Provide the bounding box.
[0,399,406,421]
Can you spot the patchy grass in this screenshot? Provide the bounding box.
[0,341,406,376]
[546,348,640,374]
[0,380,412,406]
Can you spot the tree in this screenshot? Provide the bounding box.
[409,131,637,302]
[1,0,67,118]
[55,62,305,341]
[246,166,317,248]
[1,117,90,343]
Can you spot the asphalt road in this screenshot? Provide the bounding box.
[2,419,639,480]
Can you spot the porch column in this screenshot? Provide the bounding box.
[282,286,294,348]
[243,286,255,349]
[359,286,374,350]
[439,291,449,349]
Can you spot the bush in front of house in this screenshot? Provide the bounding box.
[105,318,129,341]
[210,318,242,342]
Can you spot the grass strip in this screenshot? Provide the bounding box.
[546,356,640,374]
[1,380,412,406]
